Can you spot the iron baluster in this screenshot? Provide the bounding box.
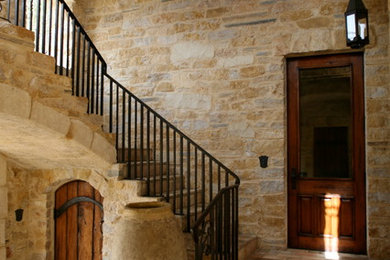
[109,78,113,133]
[186,140,191,231]
[166,124,170,202]
[53,0,59,72]
[21,0,26,27]
[34,0,40,51]
[95,59,99,114]
[66,12,69,75]
[128,96,131,178]
[159,119,163,196]
[194,147,198,221]
[140,104,144,180]
[173,131,177,213]
[81,34,86,95]
[179,135,184,214]
[153,114,157,196]
[48,0,52,54]
[146,110,150,195]
[202,153,205,211]
[134,100,138,178]
[59,2,64,75]
[41,0,45,53]
[90,49,94,111]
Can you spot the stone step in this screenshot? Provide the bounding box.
[29,51,56,74]
[120,161,169,179]
[117,148,154,162]
[0,20,35,50]
[167,188,203,211]
[37,95,89,116]
[141,174,185,196]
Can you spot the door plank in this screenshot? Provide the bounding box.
[55,184,68,260]
[67,181,78,260]
[78,181,94,260]
[93,190,103,260]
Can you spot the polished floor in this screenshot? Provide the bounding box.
[248,249,369,260]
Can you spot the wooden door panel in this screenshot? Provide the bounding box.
[298,195,314,236]
[339,198,354,238]
[287,53,366,254]
[55,180,103,260]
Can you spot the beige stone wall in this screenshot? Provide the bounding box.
[72,0,390,257]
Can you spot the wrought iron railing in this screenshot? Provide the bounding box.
[193,185,239,259]
[3,0,240,258]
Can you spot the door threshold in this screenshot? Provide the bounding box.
[249,248,368,260]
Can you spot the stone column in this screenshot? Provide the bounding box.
[0,155,7,259]
[112,201,187,260]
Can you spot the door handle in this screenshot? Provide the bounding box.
[291,168,298,190]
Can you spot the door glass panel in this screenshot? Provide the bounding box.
[299,66,352,178]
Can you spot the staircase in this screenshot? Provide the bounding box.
[1,0,250,258]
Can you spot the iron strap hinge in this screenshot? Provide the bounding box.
[54,196,103,219]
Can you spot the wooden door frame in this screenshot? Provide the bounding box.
[286,52,366,253]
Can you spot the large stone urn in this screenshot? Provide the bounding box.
[112,201,188,260]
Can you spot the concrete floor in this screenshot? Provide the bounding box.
[248,249,369,260]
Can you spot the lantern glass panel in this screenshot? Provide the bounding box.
[358,17,367,39]
[346,14,356,41]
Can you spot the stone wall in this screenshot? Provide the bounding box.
[72,0,390,257]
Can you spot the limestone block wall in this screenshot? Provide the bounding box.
[68,0,389,257]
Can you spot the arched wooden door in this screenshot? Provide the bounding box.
[55,180,103,260]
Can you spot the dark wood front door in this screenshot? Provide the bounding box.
[287,53,366,254]
[55,180,103,259]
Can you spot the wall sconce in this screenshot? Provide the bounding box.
[259,156,268,168]
[345,0,369,48]
[15,209,24,222]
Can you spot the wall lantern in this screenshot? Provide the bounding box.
[345,0,369,48]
